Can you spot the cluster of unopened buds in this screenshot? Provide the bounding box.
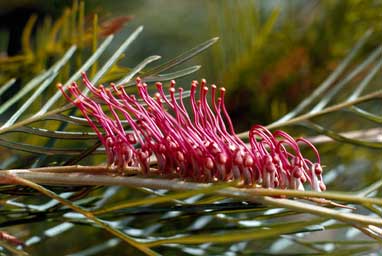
[59,73,326,192]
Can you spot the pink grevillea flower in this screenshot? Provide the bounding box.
[59,73,326,192]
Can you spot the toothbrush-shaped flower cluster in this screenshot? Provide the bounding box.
[59,73,325,191]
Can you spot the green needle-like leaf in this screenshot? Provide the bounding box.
[0,78,16,97]
[117,55,162,85]
[2,46,77,128]
[144,37,218,76]
[273,29,373,125]
[144,218,324,247]
[11,126,98,140]
[36,35,114,116]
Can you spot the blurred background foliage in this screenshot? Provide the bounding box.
[1,0,381,127]
[0,0,381,255]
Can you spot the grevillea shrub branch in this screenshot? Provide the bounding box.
[59,73,326,192]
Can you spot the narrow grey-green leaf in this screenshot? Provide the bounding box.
[304,122,382,148]
[144,37,218,75]
[36,35,114,116]
[0,78,16,97]
[0,138,103,155]
[0,70,52,114]
[273,29,373,125]
[347,57,382,101]
[2,46,77,128]
[310,46,382,113]
[86,26,143,92]
[350,107,382,124]
[129,65,201,85]
[145,218,323,246]
[45,114,93,126]
[67,239,120,256]
[11,126,98,139]
[117,55,161,85]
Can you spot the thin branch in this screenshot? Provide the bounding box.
[267,90,382,130]
[304,128,382,145]
[237,90,382,138]
[0,104,71,135]
[3,167,382,206]
[259,196,381,226]
[2,167,382,227]
[0,240,29,256]
[7,174,159,256]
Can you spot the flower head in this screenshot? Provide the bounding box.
[59,73,325,191]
